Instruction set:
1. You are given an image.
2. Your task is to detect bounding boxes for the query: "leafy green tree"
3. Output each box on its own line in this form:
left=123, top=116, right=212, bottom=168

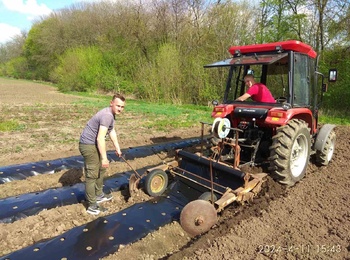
left=1, top=57, right=29, bottom=78
left=257, top=0, right=310, bottom=42
left=23, top=18, right=63, bottom=80
left=52, top=44, right=136, bottom=94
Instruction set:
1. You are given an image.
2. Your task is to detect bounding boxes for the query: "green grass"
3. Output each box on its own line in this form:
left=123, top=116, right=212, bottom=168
left=126, top=101, right=212, bottom=129
left=71, top=92, right=213, bottom=130
left=0, top=120, right=26, bottom=131
left=319, top=109, right=350, bottom=125
left=319, top=116, right=350, bottom=125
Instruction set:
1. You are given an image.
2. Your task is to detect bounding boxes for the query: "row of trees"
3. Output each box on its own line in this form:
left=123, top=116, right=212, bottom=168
left=0, top=0, right=349, bottom=109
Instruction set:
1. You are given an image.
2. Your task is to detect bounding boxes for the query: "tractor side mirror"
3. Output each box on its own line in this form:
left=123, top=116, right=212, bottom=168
left=328, top=69, right=337, bottom=82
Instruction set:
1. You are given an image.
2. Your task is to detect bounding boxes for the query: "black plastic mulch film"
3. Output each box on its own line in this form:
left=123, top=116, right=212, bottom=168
left=0, top=138, right=201, bottom=184
left=2, top=184, right=189, bottom=260
left=0, top=139, right=201, bottom=224
left=0, top=139, right=200, bottom=260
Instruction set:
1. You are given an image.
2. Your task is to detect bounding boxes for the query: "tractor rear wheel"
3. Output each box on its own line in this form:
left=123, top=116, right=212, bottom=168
left=269, top=119, right=311, bottom=186
left=315, top=129, right=336, bottom=166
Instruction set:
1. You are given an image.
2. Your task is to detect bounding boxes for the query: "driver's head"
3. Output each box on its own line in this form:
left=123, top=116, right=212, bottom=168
left=244, top=74, right=255, bottom=88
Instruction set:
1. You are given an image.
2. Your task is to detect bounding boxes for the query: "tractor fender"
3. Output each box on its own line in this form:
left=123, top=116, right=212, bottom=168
left=314, top=124, right=336, bottom=151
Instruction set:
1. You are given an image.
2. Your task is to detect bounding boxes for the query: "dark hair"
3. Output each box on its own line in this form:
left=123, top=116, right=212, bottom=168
left=112, top=93, right=125, bottom=102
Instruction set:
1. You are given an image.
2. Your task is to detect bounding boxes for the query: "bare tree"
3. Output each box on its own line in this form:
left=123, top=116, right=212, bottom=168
left=0, top=31, right=27, bottom=63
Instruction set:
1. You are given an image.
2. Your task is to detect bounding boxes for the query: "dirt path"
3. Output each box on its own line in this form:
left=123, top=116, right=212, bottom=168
left=0, top=78, right=349, bottom=259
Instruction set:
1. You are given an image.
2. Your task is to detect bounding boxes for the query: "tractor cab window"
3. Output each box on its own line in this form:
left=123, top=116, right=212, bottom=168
left=233, top=57, right=289, bottom=102
left=230, top=53, right=289, bottom=102
left=239, top=64, right=264, bottom=98
left=293, top=53, right=310, bottom=107
left=265, top=56, right=289, bottom=101
left=204, top=52, right=290, bottom=103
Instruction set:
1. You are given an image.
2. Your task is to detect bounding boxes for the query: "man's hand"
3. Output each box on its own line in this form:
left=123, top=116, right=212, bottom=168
left=115, top=149, right=122, bottom=157
left=101, top=158, right=109, bottom=168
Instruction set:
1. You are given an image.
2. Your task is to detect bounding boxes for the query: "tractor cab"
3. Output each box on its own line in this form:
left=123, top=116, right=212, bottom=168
left=203, top=40, right=337, bottom=186
left=206, top=40, right=333, bottom=135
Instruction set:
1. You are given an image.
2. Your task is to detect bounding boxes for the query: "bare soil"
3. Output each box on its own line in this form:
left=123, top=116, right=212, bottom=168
left=0, top=78, right=349, bottom=260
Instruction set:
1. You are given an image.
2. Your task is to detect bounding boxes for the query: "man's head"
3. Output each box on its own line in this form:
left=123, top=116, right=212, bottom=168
left=244, top=75, right=255, bottom=88
left=110, top=94, right=125, bottom=115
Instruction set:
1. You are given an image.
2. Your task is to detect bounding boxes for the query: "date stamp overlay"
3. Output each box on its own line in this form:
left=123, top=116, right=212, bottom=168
left=257, top=244, right=342, bottom=255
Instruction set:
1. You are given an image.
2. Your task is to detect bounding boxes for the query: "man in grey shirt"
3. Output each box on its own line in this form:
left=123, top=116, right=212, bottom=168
left=79, top=94, right=125, bottom=215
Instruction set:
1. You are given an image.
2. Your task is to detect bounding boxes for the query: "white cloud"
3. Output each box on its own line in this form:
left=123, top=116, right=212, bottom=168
left=0, top=23, right=21, bottom=44
left=2, top=0, right=52, bottom=16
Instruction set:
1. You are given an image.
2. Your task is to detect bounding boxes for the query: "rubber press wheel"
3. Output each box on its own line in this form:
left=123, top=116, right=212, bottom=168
left=180, top=200, right=217, bottom=237
left=144, top=169, right=168, bottom=197
left=198, top=192, right=218, bottom=203
left=316, top=129, right=336, bottom=166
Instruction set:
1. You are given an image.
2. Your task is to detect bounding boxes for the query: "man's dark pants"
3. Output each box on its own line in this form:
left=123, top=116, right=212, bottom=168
left=79, top=143, right=106, bottom=206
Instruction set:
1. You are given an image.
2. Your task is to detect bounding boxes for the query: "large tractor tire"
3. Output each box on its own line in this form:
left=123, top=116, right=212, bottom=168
left=268, top=119, right=311, bottom=186
left=315, top=129, right=336, bottom=166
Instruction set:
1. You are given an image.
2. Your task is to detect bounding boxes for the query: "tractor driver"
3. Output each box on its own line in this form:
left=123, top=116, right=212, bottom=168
left=236, top=74, right=276, bottom=103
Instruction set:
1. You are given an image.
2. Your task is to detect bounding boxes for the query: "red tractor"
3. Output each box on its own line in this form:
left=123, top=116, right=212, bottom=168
left=129, top=40, right=337, bottom=236
left=206, top=40, right=337, bottom=186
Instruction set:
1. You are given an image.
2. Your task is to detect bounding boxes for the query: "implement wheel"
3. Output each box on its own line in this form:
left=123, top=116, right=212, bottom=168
left=315, top=129, right=336, bottom=166
left=269, top=119, right=311, bottom=186
left=180, top=200, right=217, bottom=237
left=144, top=169, right=168, bottom=197
left=199, top=192, right=217, bottom=203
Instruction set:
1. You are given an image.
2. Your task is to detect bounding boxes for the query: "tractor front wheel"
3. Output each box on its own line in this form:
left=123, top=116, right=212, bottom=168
left=269, top=119, right=311, bottom=186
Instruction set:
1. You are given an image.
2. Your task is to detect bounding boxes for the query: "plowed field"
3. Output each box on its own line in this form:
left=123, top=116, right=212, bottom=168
left=0, top=78, right=349, bottom=260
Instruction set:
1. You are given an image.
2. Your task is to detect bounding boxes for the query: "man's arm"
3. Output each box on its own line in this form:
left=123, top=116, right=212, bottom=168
left=236, top=93, right=251, bottom=101
left=97, top=125, right=109, bottom=167
left=109, top=128, right=122, bottom=156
